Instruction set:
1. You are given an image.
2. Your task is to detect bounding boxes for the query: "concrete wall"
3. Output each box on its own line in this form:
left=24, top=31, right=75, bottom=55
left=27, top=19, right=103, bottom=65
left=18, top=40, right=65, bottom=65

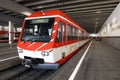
left=97, top=3, right=120, bottom=50
left=98, top=3, right=120, bottom=37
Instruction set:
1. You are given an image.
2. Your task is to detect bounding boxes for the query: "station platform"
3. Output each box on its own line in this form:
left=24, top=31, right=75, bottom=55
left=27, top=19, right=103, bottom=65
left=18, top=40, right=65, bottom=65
left=49, top=41, right=120, bottom=80
left=0, top=42, right=17, bottom=47
left=0, top=43, right=20, bottom=71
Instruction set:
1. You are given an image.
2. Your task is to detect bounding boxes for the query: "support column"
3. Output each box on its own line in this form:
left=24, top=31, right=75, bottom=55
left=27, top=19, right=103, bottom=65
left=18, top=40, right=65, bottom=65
left=8, top=21, right=13, bottom=48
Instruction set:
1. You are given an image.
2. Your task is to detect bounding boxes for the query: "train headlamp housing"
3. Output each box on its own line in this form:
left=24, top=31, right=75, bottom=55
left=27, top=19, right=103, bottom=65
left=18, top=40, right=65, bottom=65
left=18, top=49, right=23, bottom=53
left=41, top=51, right=49, bottom=56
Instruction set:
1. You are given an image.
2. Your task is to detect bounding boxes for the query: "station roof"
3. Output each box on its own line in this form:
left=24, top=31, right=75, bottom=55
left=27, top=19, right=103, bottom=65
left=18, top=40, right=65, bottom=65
left=0, top=0, right=119, bottom=33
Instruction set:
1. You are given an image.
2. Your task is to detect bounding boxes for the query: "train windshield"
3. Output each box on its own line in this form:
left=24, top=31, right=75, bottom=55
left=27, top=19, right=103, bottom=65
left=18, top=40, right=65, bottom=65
left=21, top=18, right=55, bottom=42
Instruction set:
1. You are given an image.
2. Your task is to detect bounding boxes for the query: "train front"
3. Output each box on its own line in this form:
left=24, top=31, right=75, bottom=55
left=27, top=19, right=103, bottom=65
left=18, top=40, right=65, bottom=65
left=17, top=17, right=58, bottom=69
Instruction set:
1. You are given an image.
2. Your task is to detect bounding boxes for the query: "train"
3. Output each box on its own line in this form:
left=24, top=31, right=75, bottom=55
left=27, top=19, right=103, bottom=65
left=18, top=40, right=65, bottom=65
left=0, top=31, right=8, bottom=40
left=17, top=10, right=89, bottom=69
left=0, top=31, right=20, bottom=42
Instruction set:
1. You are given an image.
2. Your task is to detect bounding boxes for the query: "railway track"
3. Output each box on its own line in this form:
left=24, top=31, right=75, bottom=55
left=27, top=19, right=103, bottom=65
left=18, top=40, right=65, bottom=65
left=9, top=69, right=46, bottom=80
left=0, top=65, right=27, bottom=80
left=0, top=65, right=57, bottom=80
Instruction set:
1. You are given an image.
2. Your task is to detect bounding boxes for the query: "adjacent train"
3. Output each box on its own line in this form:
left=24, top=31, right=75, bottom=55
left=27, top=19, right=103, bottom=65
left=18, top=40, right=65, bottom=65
left=17, top=10, right=89, bottom=69
left=0, top=31, right=8, bottom=40
left=0, top=31, right=20, bottom=42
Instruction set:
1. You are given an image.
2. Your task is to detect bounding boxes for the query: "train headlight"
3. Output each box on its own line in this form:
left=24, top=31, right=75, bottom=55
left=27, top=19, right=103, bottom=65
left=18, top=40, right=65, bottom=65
left=41, top=51, right=49, bottom=56
left=18, top=49, right=23, bottom=53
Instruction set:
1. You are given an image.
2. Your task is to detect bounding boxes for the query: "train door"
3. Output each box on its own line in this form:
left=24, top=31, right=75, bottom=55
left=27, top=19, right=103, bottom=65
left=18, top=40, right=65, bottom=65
left=61, top=22, right=66, bottom=58
left=56, top=21, right=66, bottom=59
left=62, top=23, right=66, bottom=45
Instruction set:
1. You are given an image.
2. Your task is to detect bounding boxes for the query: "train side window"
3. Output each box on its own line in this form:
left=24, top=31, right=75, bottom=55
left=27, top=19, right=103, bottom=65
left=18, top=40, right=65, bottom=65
left=76, top=29, right=79, bottom=40
left=73, top=28, right=77, bottom=40
left=62, top=23, right=66, bottom=41
left=81, top=32, right=84, bottom=40
left=68, top=25, right=78, bottom=40
left=56, top=21, right=62, bottom=42
left=67, top=25, right=73, bottom=40
left=83, top=32, right=87, bottom=40
left=78, top=30, right=82, bottom=40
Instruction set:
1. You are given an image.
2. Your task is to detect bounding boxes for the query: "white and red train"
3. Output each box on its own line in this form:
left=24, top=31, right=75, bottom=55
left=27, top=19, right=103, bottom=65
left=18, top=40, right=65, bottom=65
left=17, top=10, right=89, bottom=69
left=0, top=31, right=20, bottom=42
left=0, top=31, right=8, bottom=40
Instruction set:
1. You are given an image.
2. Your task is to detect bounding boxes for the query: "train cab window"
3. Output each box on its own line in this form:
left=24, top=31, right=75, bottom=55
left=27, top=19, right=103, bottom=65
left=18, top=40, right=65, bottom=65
left=21, top=18, right=55, bottom=42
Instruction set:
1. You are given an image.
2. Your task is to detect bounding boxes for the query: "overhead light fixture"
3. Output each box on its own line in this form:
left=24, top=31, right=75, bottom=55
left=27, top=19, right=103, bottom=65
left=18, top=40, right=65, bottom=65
left=94, top=23, right=98, bottom=27
left=95, top=11, right=101, bottom=13
left=95, top=22, right=99, bottom=24
left=95, top=24, right=98, bottom=26
left=95, top=18, right=99, bottom=20
left=37, top=6, right=42, bottom=8
left=22, top=11, right=32, bottom=16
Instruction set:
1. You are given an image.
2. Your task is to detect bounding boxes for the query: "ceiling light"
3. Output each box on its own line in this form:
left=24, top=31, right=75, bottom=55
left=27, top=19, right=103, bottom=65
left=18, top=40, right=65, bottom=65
left=95, top=18, right=99, bottom=20
left=95, top=11, right=101, bottom=13
left=22, top=11, right=32, bottom=16
left=37, top=6, right=42, bottom=8
left=95, top=22, right=99, bottom=24
left=95, top=24, right=98, bottom=26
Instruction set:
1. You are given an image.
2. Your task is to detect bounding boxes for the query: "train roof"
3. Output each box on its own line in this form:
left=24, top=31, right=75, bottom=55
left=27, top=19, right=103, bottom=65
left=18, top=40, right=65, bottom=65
left=26, top=10, right=87, bottom=33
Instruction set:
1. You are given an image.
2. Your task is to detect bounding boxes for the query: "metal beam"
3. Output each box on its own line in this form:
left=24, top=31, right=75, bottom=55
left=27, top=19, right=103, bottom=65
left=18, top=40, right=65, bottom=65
left=0, top=13, right=23, bottom=26
left=64, top=4, right=117, bottom=12
left=65, top=8, right=114, bottom=13
left=31, top=0, right=119, bottom=10
left=0, top=0, right=34, bottom=16
left=25, top=0, right=90, bottom=7
left=64, top=1, right=119, bottom=9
